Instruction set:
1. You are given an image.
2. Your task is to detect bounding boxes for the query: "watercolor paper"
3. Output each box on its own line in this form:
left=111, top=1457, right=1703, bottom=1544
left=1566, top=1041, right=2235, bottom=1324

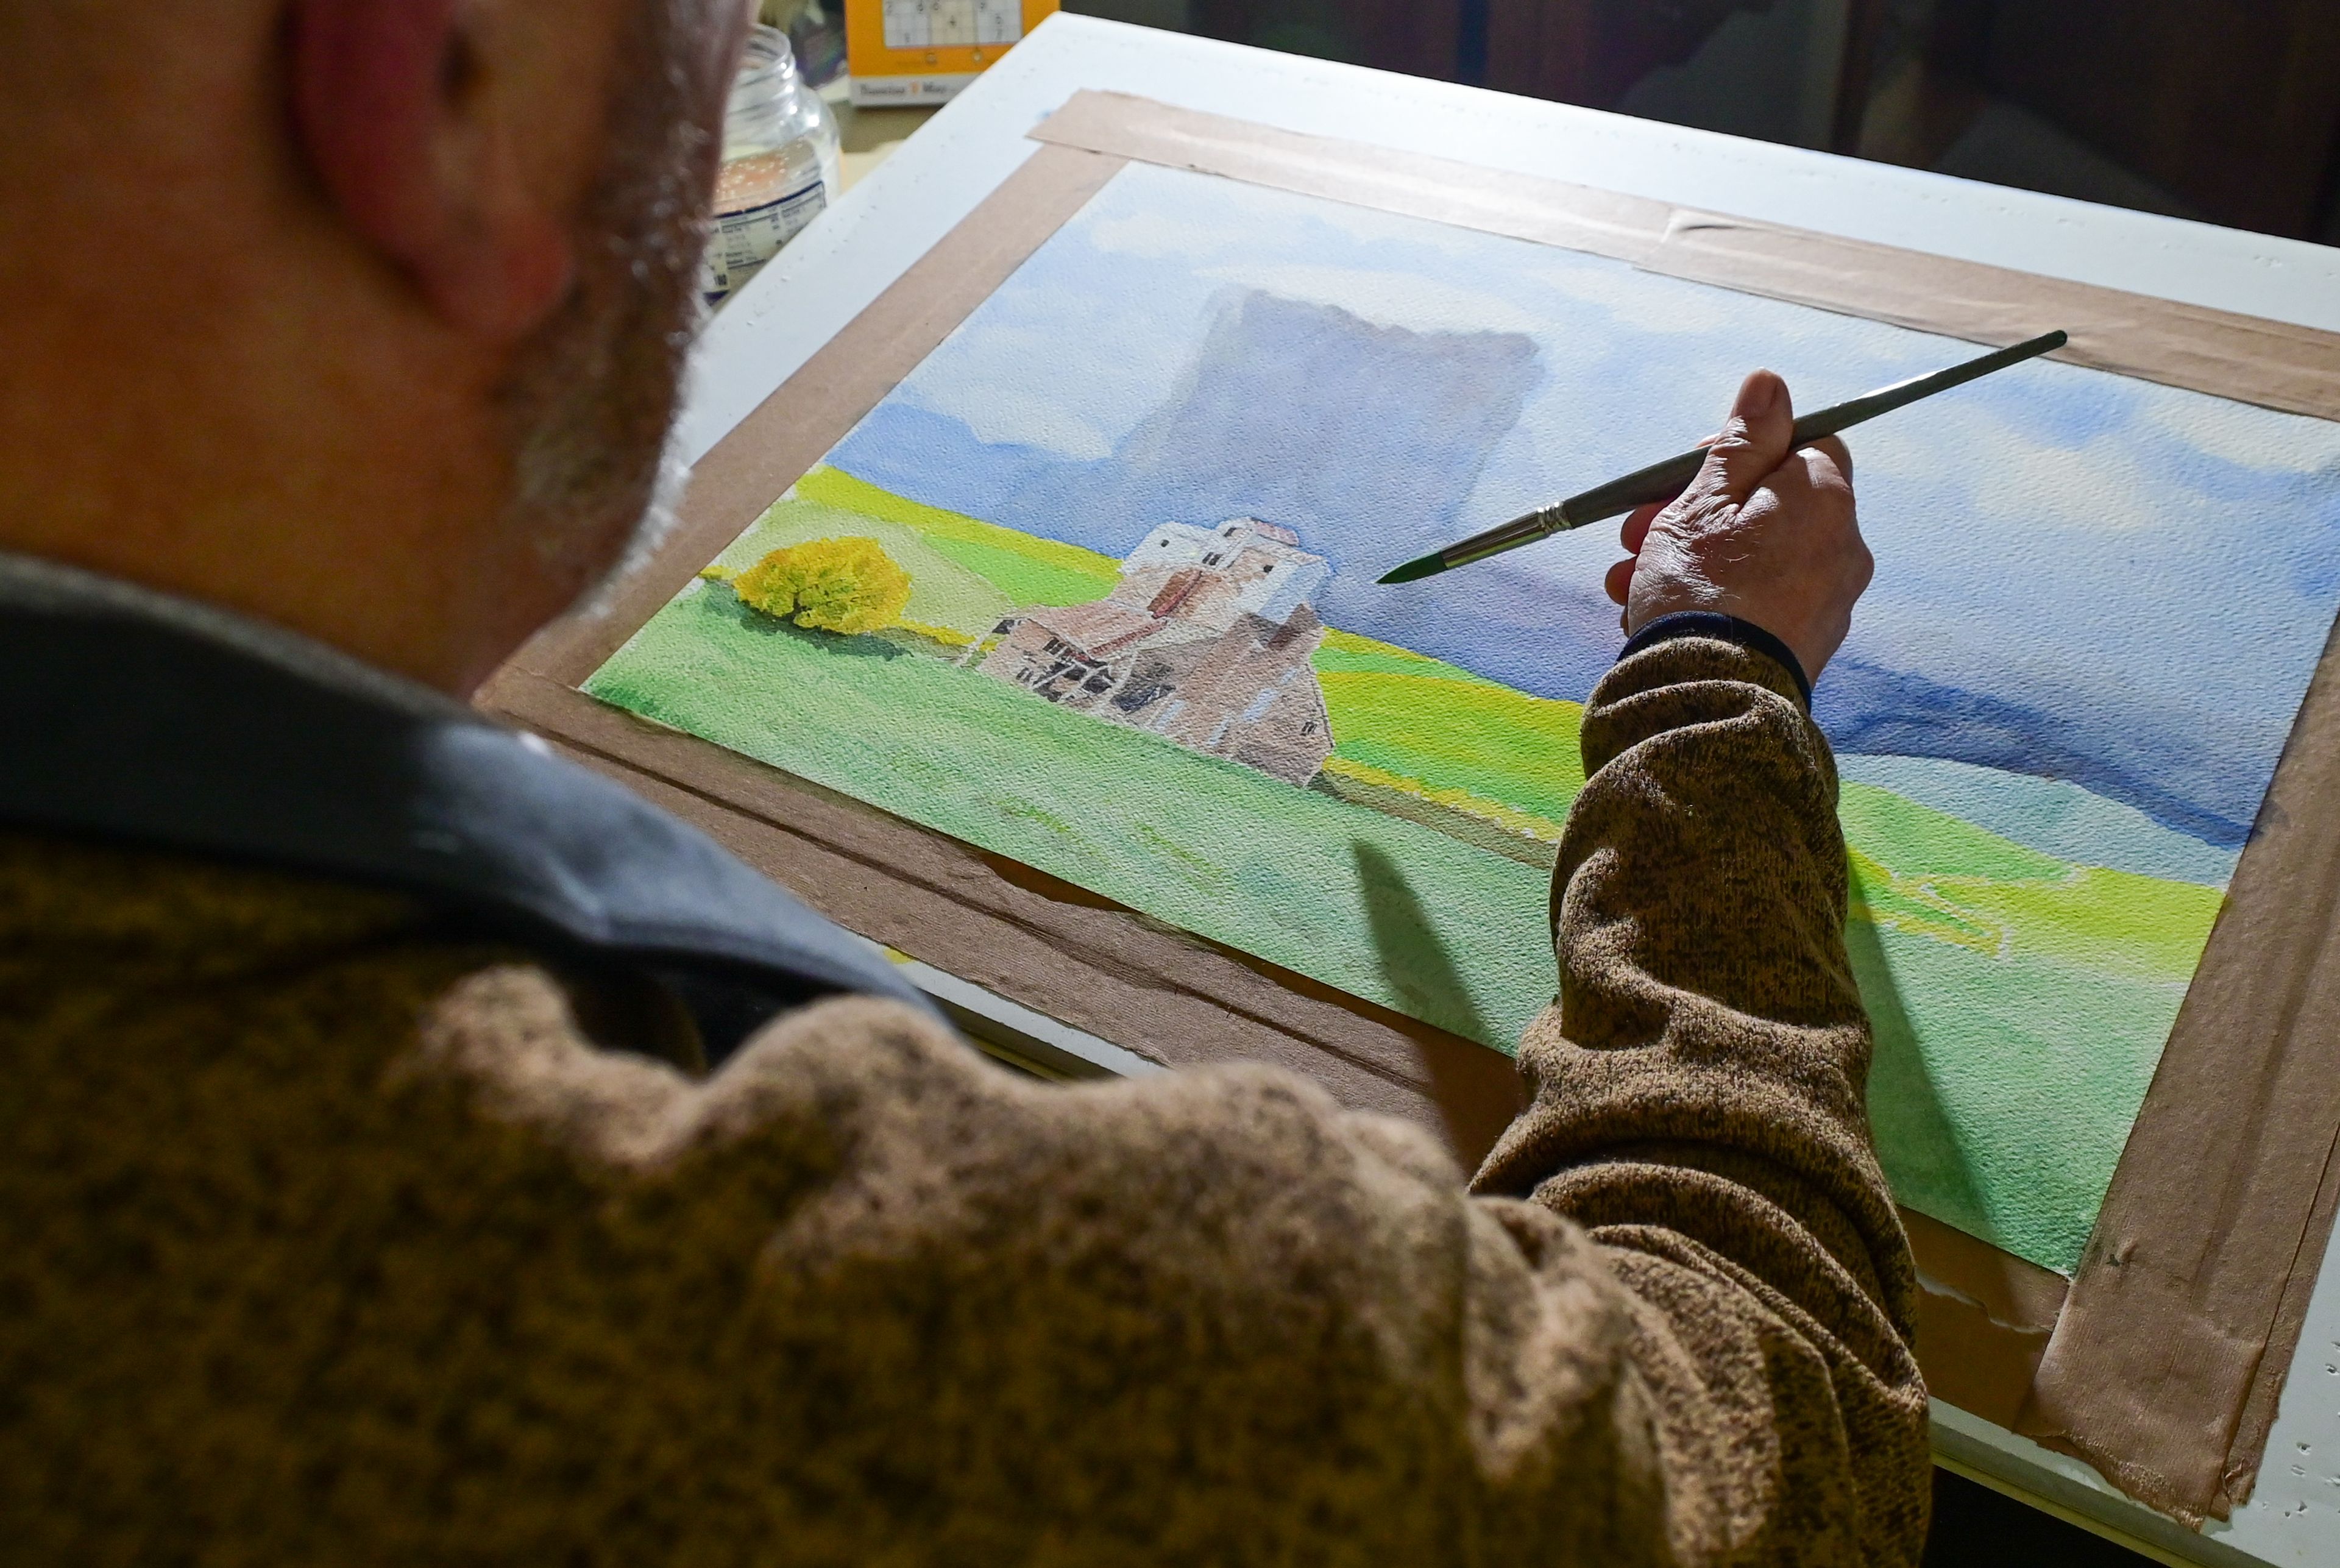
left=589, top=161, right=2340, bottom=1275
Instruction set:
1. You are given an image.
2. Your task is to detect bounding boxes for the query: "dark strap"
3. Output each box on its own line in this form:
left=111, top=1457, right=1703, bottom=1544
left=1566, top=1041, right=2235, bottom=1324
left=0, top=574, right=938, bottom=1043
left=1618, top=610, right=1814, bottom=708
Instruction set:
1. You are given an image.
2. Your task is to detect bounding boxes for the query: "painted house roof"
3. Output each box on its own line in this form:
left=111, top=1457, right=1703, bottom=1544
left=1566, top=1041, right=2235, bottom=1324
left=1021, top=600, right=1162, bottom=659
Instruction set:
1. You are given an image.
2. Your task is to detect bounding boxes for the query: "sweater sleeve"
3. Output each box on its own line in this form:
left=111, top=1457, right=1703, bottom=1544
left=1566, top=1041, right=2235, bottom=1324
left=1475, top=632, right=1930, bottom=1564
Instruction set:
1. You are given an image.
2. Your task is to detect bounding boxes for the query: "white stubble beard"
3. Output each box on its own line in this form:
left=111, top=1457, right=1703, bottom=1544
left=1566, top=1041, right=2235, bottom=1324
left=495, top=0, right=729, bottom=631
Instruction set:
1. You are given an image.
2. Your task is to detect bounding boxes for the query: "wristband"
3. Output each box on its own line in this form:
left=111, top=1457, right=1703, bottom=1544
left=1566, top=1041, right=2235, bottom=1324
left=1617, top=611, right=1814, bottom=708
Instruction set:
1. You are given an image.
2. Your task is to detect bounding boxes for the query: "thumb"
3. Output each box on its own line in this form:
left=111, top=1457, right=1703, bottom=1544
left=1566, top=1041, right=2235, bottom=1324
left=1690, top=369, right=1793, bottom=507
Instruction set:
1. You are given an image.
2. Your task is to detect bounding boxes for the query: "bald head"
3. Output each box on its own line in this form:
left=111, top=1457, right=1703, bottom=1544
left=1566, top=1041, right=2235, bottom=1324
left=0, top=0, right=746, bottom=692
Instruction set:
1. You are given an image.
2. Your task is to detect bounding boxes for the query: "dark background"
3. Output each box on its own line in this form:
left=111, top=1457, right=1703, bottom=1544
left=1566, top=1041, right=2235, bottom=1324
left=1069, top=0, right=2340, bottom=244
left=1927, top=1469, right=2165, bottom=1567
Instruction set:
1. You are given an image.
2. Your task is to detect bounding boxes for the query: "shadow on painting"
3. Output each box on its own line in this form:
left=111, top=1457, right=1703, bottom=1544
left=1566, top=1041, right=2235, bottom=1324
left=1845, top=909, right=1990, bottom=1238
left=1352, top=839, right=1538, bottom=1164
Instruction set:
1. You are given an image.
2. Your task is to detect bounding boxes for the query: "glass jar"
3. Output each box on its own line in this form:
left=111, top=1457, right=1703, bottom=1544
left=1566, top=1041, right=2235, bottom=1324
left=701, top=26, right=843, bottom=310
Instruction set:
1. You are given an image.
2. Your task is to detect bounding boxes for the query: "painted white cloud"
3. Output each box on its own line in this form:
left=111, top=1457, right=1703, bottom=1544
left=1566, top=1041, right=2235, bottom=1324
left=1195, top=262, right=1550, bottom=337
left=1521, top=255, right=1740, bottom=335
left=2138, top=382, right=2340, bottom=474
left=1084, top=206, right=1238, bottom=263
left=1857, top=402, right=2180, bottom=537
left=1258, top=186, right=1498, bottom=258
left=893, top=269, right=1206, bottom=459
left=942, top=384, right=1118, bottom=460
left=898, top=327, right=1149, bottom=459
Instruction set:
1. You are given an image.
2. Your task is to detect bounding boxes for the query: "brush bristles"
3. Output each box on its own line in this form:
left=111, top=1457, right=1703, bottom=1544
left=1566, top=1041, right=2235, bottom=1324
left=1377, top=555, right=1444, bottom=584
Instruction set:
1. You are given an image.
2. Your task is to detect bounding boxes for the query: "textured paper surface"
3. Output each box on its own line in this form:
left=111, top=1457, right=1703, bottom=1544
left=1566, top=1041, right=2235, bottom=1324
left=584, top=157, right=2340, bottom=1280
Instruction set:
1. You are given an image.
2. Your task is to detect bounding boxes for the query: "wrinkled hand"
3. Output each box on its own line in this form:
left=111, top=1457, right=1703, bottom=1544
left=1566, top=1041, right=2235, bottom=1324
left=1604, top=369, right=1872, bottom=685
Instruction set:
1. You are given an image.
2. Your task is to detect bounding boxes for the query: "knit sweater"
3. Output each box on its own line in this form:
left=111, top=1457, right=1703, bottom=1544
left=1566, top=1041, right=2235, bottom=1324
left=0, top=634, right=1927, bottom=1565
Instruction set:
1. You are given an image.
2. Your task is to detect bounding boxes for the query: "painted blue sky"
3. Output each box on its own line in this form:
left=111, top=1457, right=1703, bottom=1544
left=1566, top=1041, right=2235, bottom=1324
left=827, top=161, right=2340, bottom=856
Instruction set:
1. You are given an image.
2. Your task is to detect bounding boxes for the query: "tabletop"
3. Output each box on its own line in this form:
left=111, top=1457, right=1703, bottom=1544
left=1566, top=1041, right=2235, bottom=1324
left=688, top=17, right=2340, bottom=1564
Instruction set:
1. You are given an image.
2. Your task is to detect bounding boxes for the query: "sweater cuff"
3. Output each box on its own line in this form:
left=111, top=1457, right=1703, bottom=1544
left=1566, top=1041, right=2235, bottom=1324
left=1618, top=612, right=1813, bottom=708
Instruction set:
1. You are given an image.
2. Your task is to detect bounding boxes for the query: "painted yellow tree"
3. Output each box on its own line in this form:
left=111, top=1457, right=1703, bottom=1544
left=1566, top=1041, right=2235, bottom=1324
left=728, top=536, right=912, bottom=635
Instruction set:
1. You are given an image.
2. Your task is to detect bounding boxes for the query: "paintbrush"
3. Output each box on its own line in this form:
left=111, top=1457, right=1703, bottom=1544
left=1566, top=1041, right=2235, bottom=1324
left=1377, top=329, right=2069, bottom=585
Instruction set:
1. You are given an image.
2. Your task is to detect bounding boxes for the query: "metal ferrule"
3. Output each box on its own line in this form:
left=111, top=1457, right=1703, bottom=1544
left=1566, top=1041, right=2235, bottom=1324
left=1439, top=509, right=1563, bottom=570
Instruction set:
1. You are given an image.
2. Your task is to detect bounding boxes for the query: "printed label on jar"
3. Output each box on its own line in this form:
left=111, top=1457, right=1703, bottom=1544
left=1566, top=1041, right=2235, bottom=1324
left=700, top=176, right=828, bottom=307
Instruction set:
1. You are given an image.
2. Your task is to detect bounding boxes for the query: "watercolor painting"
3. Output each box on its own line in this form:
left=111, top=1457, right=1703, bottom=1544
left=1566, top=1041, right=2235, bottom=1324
left=589, top=161, right=2340, bottom=1275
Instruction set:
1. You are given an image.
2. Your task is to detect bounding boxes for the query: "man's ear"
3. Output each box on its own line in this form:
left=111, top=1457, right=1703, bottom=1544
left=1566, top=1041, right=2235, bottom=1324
left=289, top=0, right=576, bottom=341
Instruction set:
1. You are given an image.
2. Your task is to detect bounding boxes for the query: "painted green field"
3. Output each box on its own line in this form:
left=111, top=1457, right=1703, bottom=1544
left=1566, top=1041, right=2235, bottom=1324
left=1316, top=629, right=1584, bottom=839
left=592, top=583, right=1556, bottom=1047
left=1842, top=787, right=2218, bottom=1269
left=594, top=469, right=2232, bottom=1273
left=792, top=466, right=1121, bottom=609
left=743, top=472, right=1587, bottom=830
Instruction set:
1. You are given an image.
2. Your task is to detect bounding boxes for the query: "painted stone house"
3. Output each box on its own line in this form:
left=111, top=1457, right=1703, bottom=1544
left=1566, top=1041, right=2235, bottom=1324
left=977, top=519, right=1336, bottom=786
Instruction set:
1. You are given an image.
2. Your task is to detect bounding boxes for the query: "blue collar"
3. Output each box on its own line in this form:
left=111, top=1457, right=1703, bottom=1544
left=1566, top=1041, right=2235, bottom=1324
left=0, top=555, right=938, bottom=1049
